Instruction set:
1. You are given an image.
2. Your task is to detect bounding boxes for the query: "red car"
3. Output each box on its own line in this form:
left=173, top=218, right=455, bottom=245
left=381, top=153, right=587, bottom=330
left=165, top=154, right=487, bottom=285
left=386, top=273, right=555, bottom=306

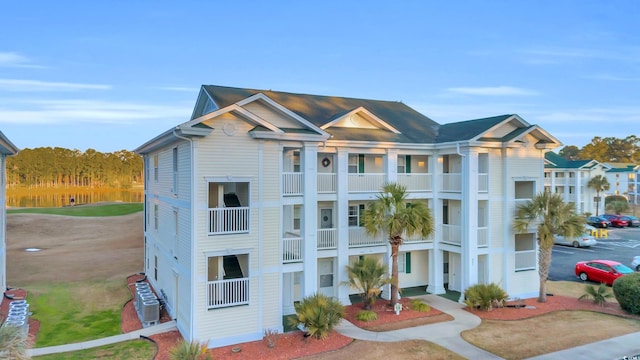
left=600, top=214, right=629, bottom=228
left=575, top=260, right=634, bottom=285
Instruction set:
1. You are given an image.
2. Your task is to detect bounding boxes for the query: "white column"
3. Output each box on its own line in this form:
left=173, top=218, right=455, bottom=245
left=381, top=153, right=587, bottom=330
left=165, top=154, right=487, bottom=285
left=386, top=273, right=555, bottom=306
left=460, top=148, right=479, bottom=302
left=575, top=171, right=582, bottom=213
left=386, top=149, right=398, bottom=183
left=427, top=154, right=445, bottom=294
left=302, top=143, right=318, bottom=296
left=335, top=148, right=351, bottom=304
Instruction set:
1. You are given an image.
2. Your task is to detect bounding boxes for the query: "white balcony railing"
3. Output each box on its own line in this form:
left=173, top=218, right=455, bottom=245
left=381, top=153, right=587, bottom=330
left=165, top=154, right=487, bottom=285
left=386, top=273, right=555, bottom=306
left=404, top=230, right=433, bottom=243
left=441, top=224, right=462, bottom=245
left=348, top=227, right=386, bottom=247
left=397, top=173, right=432, bottom=192
left=478, top=173, right=488, bottom=192
left=283, top=236, right=303, bottom=263
left=441, top=173, right=462, bottom=192
left=317, top=173, right=337, bottom=193
left=515, top=250, right=536, bottom=271
left=208, top=207, right=250, bottom=235
left=207, top=278, right=249, bottom=309
left=282, top=172, right=303, bottom=196
left=317, top=228, right=337, bottom=250
left=477, top=227, right=488, bottom=247
left=348, top=173, right=386, bottom=193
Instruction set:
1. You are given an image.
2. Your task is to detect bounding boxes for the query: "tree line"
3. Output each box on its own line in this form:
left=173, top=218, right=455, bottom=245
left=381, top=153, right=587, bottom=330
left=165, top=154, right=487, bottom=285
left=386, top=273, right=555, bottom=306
left=558, top=135, right=640, bottom=163
left=6, top=147, right=143, bottom=189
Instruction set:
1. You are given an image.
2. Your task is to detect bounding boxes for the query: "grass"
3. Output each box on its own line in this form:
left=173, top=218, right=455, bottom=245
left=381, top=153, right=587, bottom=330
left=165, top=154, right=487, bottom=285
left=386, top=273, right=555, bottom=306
left=301, top=339, right=465, bottom=360
left=28, top=280, right=131, bottom=347
left=33, top=340, right=155, bottom=359
left=7, top=203, right=143, bottom=216
left=461, top=311, right=640, bottom=359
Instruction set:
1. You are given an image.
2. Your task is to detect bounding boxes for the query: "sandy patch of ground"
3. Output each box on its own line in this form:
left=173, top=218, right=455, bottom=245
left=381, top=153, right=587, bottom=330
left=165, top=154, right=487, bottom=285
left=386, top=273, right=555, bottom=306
left=6, top=212, right=143, bottom=285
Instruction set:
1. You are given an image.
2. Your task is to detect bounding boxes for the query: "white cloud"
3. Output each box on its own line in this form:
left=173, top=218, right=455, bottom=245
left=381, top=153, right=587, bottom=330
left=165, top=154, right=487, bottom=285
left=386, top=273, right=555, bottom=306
left=0, top=79, right=111, bottom=92
left=446, top=86, right=538, bottom=96
left=0, top=52, right=44, bottom=68
left=0, top=98, right=192, bottom=125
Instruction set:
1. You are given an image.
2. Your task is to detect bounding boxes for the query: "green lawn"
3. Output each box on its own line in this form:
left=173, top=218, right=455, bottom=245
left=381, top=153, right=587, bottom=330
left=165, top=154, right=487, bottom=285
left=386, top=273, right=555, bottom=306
left=28, top=280, right=131, bottom=347
left=7, top=203, right=142, bottom=216
left=33, top=340, right=155, bottom=359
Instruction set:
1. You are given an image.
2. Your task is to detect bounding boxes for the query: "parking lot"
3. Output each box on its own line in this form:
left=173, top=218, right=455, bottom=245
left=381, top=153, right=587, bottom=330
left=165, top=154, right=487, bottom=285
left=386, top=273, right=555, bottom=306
left=549, top=225, right=640, bottom=283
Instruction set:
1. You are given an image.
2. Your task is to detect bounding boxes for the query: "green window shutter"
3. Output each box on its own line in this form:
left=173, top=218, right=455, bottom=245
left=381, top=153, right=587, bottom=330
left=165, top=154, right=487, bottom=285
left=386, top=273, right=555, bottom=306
left=405, top=252, right=411, bottom=274
left=406, top=155, right=411, bottom=174
left=359, top=204, right=365, bottom=227
left=358, top=154, right=365, bottom=173
left=359, top=255, right=364, bottom=261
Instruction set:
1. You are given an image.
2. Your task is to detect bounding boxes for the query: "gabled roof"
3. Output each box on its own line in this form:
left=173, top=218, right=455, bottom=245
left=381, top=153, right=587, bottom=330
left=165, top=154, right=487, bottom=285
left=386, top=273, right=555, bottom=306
left=605, top=163, right=639, bottom=173
left=0, top=131, right=18, bottom=155
left=544, top=152, right=601, bottom=169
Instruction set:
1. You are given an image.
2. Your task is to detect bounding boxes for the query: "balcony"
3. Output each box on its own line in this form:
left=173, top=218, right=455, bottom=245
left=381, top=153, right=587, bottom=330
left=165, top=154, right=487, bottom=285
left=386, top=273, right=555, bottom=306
left=478, top=173, right=488, bottom=192
left=403, top=231, right=433, bottom=243
left=283, top=235, right=303, bottom=263
left=348, top=227, right=386, bottom=247
left=441, top=224, right=462, bottom=245
left=317, top=228, right=337, bottom=250
left=397, top=173, right=432, bottom=192
left=282, top=172, right=303, bottom=196
left=349, top=173, right=386, bottom=193
left=317, top=173, right=337, bottom=193
left=206, top=278, right=249, bottom=309
left=441, top=173, right=462, bottom=192
left=208, top=207, right=250, bottom=235
left=477, top=227, right=488, bottom=247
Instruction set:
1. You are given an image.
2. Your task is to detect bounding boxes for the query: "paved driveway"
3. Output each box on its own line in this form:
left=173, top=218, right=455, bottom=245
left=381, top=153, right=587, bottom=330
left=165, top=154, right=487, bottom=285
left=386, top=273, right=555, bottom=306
left=549, top=226, right=640, bottom=283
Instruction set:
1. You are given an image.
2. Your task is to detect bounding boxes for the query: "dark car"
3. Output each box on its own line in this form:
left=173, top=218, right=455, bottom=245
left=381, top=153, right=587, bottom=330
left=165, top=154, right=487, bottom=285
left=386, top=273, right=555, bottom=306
left=586, top=216, right=610, bottom=228
left=619, top=215, right=640, bottom=227
left=575, top=260, right=634, bottom=285
left=600, top=214, right=629, bottom=228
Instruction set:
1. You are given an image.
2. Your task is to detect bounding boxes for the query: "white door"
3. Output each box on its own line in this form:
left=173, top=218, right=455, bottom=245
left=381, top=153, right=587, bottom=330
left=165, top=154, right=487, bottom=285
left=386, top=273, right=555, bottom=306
left=318, top=259, right=334, bottom=297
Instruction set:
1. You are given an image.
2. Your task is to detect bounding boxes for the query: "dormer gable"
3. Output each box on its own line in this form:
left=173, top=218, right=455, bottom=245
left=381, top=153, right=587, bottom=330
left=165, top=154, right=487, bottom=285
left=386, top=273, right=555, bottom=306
left=191, top=88, right=219, bottom=119
left=321, top=107, right=401, bottom=134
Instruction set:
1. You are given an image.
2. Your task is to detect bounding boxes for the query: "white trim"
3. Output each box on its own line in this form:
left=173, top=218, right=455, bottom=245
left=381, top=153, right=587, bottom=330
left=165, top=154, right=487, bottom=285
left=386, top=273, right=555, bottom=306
left=321, top=106, right=401, bottom=134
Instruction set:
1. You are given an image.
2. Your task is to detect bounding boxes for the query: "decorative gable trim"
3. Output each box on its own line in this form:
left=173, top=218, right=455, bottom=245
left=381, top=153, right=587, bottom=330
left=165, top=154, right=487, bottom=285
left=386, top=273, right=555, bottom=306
left=186, top=104, right=285, bottom=134
left=321, top=106, right=401, bottom=134
left=236, top=93, right=329, bottom=137
left=191, top=88, right=219, bottom=120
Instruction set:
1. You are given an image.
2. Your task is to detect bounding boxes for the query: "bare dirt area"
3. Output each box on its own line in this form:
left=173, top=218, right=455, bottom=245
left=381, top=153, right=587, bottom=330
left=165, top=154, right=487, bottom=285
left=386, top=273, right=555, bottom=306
left=6, top=212, right=144, bottom=285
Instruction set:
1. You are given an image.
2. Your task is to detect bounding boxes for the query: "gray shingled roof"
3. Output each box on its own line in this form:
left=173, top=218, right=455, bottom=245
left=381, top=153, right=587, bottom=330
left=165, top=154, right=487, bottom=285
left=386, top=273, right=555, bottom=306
left=202, top=85, right=526, bottom=144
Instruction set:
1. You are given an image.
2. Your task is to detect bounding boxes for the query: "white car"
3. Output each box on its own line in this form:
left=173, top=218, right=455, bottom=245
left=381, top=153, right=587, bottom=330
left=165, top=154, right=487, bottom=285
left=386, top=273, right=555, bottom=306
left=632, top=256, right=640, bottom=271
left=554, top=225, right=597, bottom=248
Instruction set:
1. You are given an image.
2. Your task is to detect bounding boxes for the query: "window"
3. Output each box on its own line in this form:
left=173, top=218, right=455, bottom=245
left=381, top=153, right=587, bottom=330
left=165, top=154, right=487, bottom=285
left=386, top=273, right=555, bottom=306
left=397, top=155, right=412, bottom=174
left=154, top=204, right=159, bottom=230
left=172, top=147, right=178, bottom=194
left=514, top=234, right=536, bottom=271
left=398, top=252, right=411, bottom=273
left=173, top=209, right=179, bottom=258
left=206, top=253, right=250, bottom=309
left=348, top=154, right=365, bottom=173
left=293, top=151, right=301, bottom=172
left=153, top=154, right=159, bottom=182
left=348, top=204, right=365, bottom=227
left=154, top=255, right=158, bottom=281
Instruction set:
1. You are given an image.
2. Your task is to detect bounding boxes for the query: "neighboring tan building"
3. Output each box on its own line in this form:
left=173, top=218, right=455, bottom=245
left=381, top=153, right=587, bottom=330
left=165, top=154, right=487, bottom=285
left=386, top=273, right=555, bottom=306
left=603, top=163, right=639, bottom=198
left=135, top=85, right=561, bottom=348
left=544, top=152, right=609, bottom=215
left=0, top=132, right=18, bottom=297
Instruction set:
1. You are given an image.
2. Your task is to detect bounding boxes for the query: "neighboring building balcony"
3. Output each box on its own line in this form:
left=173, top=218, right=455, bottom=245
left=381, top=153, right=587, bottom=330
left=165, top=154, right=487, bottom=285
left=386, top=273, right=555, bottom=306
left=349, top=173, right=386, bottom=193
left=317, top=228, right=337, bottom=250
left=397, top=173, right=432, bottom=192
left=283, top=234, right=303, bottom=263
left=208, top=207, right=250, bottom=235
left=206, top=278, right=249, bottom=309
left=440, top=224, right=488, bottom=246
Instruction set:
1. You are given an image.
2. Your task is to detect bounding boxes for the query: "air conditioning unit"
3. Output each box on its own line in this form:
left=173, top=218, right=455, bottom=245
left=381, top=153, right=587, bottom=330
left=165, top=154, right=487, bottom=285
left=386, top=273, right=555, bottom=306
left=136, top=289, right=153, bottom=311
left=142, top=299, right=160, bottom=324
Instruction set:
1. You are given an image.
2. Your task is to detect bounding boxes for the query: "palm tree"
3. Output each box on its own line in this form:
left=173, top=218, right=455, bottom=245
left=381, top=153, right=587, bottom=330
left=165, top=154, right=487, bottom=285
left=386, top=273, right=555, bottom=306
left=363, top=183, right=434, bottom=306
left=587, top=175, right=610, bottom=216
left=514, top=192, right=584, bottom=303
left=344, top=257, right=390, bottom=310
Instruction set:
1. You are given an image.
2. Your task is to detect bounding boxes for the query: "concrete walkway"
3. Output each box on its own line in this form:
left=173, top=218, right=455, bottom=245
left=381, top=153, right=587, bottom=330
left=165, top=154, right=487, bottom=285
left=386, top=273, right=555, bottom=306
left=336, top=294, right=503, bottom=359
left=27, top=320, right=177, bottom=357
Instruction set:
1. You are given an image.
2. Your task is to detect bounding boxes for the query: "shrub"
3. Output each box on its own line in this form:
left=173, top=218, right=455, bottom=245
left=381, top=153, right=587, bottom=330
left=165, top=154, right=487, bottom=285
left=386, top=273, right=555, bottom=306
left=343, top=257, right=390, bottom=310
left=579, top=283, right=613, bottom=306
left=288, top=293, right=345, bottom=339
left=0, top=325, right=32, bottom=360
left=410, top=299, right=431, bottom=312
left=612, top=272, right=640, bottom=315
left=168, top=339, right=211, bottom=360
left=463, top=283, right=509, bottom=311
left=355, top=310, right=378, bottom=322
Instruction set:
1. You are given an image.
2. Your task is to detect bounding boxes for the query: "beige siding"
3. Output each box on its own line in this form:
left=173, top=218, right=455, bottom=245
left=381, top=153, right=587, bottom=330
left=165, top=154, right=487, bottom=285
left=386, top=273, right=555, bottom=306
left=399, top=250, right=429, bottom=288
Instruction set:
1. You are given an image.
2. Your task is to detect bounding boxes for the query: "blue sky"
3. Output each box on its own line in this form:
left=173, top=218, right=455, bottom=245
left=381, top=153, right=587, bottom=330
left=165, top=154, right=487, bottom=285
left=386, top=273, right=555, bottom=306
left=1, top=1, right=638, bottom=153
